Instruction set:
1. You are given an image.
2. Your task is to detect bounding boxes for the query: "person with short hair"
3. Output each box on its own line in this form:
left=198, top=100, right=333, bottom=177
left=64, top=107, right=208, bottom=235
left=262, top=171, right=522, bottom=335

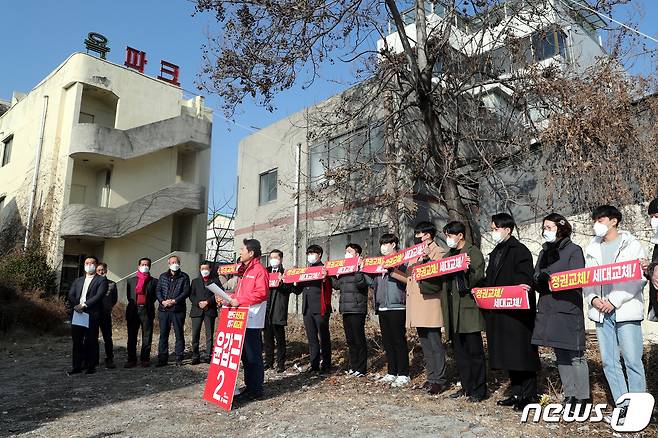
left=408, top=221, right=448, bottom=395
left=226, top=239, right=269, bottom=401
left=331, top=243, right=369, bottom=377
left=189, top=262, right=218, bottom=365
left=156, top=255, right=191, bottom=367
left=438, top=221, right=487, bottom=402
left=295, top=244, right=333, bottom=373
left=125, top=257, right=158, bottom=368
left=584, top=205, right=647, bottom=419
left=485, top=213, right=539, bottom=411
left=643, top=199, right=658, bottom=322
left=531, top=213, right=590, bottom=410
left=365, top=233, right=410, bottom=387
left=67, top=256, right=108, bottom=375
left=96, top=262, right=117, bottom=369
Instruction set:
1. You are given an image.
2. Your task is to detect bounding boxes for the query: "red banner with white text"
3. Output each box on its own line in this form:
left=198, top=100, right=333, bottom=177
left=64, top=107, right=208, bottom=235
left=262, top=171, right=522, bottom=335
left=268, top=272, right=281, bottom=288
left=283, top=266, right=326, bottom=284
left=360, top=256, right=387, bottom=274
left=382, top=242, right=428, bottom=269
left=325, top=256, right=359, bottom=276
left=218, top=264, right=240, bottom=276
left=471, top=285, right=530, bottom=310
left=413, top=253, right=469, bottom=281
left=203, top=306, right=249, bottom=411
left=549, top=259, right=642, bottom=292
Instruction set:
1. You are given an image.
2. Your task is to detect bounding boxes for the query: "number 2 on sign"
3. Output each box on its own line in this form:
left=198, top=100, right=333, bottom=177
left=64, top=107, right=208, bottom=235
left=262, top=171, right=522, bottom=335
left=212, top=369, right=227, bottom=402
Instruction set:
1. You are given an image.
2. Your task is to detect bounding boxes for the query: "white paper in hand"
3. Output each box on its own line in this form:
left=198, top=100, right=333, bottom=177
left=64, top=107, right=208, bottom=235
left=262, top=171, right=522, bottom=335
left=72, top=311, right=90, bottom=328
left=206, top=282, right=232, bottom=303
left=246, top=301, right=266, bottom=329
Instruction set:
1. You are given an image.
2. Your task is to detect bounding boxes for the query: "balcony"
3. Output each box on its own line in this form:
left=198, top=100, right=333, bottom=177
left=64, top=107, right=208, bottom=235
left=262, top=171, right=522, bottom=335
left=69, top=114, right=211, bottom=160
left=60, top=182, right=204, bottom=239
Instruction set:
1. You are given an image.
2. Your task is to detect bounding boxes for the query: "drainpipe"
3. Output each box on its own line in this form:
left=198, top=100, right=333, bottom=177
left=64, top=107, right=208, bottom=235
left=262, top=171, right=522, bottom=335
left=293, top=141, right=302, bottom=312
left=24, top=95, right=49, bottom=250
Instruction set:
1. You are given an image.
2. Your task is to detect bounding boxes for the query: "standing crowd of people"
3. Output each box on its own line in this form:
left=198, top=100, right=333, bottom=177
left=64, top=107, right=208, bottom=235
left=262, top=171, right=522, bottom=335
left=68, top=203, right=657, bottom=418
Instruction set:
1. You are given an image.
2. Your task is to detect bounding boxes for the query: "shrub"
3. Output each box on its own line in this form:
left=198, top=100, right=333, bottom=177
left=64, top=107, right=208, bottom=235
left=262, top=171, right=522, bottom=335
left=0, top=243, right=57, bottom=295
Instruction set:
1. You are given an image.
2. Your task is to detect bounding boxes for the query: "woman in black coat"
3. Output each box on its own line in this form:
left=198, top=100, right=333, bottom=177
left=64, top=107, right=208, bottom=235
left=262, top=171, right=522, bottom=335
left=531, top=213, right=590, bottom=405
left=484, top=213, right=539, bottom=411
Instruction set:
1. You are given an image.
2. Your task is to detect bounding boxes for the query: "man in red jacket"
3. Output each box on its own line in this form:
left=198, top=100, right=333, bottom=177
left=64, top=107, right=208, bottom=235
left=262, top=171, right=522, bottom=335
left=225, top=238, right=269, bottom=401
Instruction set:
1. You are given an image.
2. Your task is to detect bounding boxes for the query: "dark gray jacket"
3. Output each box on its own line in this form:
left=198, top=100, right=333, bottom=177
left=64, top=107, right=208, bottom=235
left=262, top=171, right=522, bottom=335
left=531, top=237, right=586, bottom=351
left=331, top=271, right=368, bottom=314
left=102, top=280, right=118, bottom=315
left=366, top=266, right=407, bottom=313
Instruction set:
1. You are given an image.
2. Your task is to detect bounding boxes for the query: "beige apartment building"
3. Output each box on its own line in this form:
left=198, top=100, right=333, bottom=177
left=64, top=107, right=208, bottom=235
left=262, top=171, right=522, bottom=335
left=0, top=52, right=212, bottom=295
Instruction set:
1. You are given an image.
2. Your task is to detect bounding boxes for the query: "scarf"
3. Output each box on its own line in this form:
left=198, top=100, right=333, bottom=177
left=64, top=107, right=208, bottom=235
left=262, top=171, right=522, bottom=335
left=202, top=275, right=210, bottom=282
left=136, top=270, right=150, bottom=305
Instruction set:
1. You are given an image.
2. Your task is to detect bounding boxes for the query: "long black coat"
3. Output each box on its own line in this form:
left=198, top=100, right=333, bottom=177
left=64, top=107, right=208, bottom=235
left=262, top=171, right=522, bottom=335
left=484, top=236, right=540, bottom=372
left=531, top=238, right=586, bottom=351
left=189, top=277, right=218, bottom=318
left=331, top=271, right=368, bottom=314
left=126, top=275, right=158, bottom=320
left=266, top=266, right=297, bottom=326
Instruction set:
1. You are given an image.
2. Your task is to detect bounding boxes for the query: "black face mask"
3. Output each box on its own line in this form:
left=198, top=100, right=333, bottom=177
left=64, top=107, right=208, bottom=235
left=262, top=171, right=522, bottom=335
left=413, top=236, right=423, bottom=245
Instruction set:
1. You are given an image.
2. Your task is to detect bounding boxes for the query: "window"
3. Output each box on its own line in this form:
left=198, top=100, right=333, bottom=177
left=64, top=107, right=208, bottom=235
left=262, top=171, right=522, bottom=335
left=532, top=27, right=569, bottom=62
left=258, top=168, right=277, bottom=204
left=1, top=136, right=12, bottom=167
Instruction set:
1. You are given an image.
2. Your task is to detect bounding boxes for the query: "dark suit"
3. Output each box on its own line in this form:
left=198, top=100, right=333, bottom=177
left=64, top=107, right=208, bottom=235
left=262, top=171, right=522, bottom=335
left=126, top=275, right=158, bottom=363
left=68, top=275, right=108, bottom=371
left=99, top=280, right=117, bottom=362
left=156, top=270, right=191, bottom=363
left=189, top=277, right=218, bottom=359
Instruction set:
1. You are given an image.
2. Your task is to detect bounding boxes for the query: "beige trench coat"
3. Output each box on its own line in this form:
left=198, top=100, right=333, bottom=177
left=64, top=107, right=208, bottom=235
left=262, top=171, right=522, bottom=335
left=406, top=241, right=446, bottom=328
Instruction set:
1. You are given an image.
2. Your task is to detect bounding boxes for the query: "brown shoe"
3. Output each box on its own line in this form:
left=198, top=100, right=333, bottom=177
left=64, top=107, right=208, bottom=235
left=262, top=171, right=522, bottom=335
left=428, top=383, right=447, bottom=395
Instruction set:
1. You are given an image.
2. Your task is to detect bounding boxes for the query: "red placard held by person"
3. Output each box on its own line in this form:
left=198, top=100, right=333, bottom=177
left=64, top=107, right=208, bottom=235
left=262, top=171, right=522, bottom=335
left=218, top=264, right=240, bottom=276
left=268, top=272, right=281, bottom=288
left=360, top=256, right=387, bottom=274
left=413, top=253, right=469, bottom=281
left=283, top=266, right=326, bottom=284
left=549, top=259, right=642, bottom=292
left=325, top=257, right=359, bottom=276
left=471, top=285, right=530, bottom=310
left=203, top=306, right=249, bottom=411
left=382, top=242, right=428, bottom=269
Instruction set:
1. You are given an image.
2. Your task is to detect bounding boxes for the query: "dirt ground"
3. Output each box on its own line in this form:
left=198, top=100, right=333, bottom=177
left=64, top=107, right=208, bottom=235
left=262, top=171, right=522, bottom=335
left=1, top=317, right=656, bottom=438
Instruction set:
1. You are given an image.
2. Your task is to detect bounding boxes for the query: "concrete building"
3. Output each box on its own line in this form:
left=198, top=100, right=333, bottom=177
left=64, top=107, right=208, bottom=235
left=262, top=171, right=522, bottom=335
left=206, top=212, right=235, bottom=264
left=0, top=53, right=212, bottom=295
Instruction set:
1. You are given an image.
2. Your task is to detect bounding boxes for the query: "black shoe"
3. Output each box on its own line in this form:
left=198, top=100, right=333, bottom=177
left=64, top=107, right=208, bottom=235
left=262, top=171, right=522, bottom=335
left=319, top=367, right=332, bottom=375
left=191, top=357, right=201, bottom=365
left=124, top=361, right=137, bottom=369
left=205, top=356, right=212, bottom=364
left=449, top=389, right=466, bottom=399
left=156, top=361, right=168, bottom=368
left=428, top=383, right=447, bottom=395
left=67, top=368, right=82, bottom=376
left=468, top=395, right=486, bottom=403
left=85, top=367, right=96, bottom=375
left=513, top=397, right=539, bottom=412
left=105, top=359, right=116, bottom=369
left=497, top=395, right=520, bottom=406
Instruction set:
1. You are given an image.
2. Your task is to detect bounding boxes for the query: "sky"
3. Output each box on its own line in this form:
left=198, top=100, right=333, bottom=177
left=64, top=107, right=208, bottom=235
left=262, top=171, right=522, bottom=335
left=1, top=1, right=657, bottom=213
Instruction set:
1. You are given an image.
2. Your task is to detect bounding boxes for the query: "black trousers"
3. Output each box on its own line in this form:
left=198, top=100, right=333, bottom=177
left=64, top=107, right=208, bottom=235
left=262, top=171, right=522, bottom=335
left=509, top=370, right=538, bottom=399
left=158, top=311, right=186, bottom=362
left=451, top=331, right=487, bottom=398
left=99, top=312, right=114, bottom=361
left=263, top=322, right=286, bottom=368
left=303, top=312, right=331, bottom=370
left=191, top=313, right=216, bottom=358
left=378, top=310, right=409, bottom=376
left=127, top=306, right=154, bottom=362
left=71, top=314, right=100, bottom=370
left=343, top=313, right=367, bottom=373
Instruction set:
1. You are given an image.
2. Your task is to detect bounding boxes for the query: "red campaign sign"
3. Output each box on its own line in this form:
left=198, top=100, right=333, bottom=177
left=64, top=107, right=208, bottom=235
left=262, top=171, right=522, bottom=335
left=413, top=253, right=469, bottom=281
left=218, top=264, right=240, bottom=276
left=283, top=266, right=326, bottom=284
left=268, top=272, right=281, bottom=288
left=549, top=259, right=642, bottom=292
left=382, top=242, right=428, bottom=269
left=325, top=257, right=359, bottom=276
left=203, top=306, right=249, bottom=411
left=471, top=285, right=530, bottom=310
left=360, top=256, right=387, bottom=274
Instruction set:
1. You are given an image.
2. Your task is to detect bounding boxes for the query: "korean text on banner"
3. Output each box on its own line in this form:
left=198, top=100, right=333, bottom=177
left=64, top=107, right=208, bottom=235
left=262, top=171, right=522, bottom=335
left=471, top=285, right=530, bottom=310
left=325, top=257, right=359, bottom=276
left=413, top=253, right=469, bottom=281
left=283, top=266, right=326, bottom=284
left=549, top=259, right=642, bottom=292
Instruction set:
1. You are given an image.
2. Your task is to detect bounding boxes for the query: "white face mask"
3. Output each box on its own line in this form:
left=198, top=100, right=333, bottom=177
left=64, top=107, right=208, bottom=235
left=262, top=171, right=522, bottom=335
left=446, top=237, right=458, bottom=249
left=651, top=217, right=658, bottom=233
left=344, top=252, right=355, bottom=259
left=593, top=222, right=609, bottom=238
left=380, top=245, right=394, bottom=256
left=491, top=231, right=504, bottom=244
left=543, top=230, right=557, bottom=243
left=169, top=263, right=180, bottom=272
left=269, top=258, right=281, bottom=268
left=84, top=264, right=96, bottom=274
left=200, top=269, right=210, bottom=277
left=307, top=254, right=318, bottom=264
left=138, top=265, right=150, bottom=274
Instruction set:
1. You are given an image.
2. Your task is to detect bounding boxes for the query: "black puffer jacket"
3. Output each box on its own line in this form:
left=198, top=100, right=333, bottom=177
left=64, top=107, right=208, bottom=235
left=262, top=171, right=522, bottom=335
left=331, top=272, right=368, bottom=314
